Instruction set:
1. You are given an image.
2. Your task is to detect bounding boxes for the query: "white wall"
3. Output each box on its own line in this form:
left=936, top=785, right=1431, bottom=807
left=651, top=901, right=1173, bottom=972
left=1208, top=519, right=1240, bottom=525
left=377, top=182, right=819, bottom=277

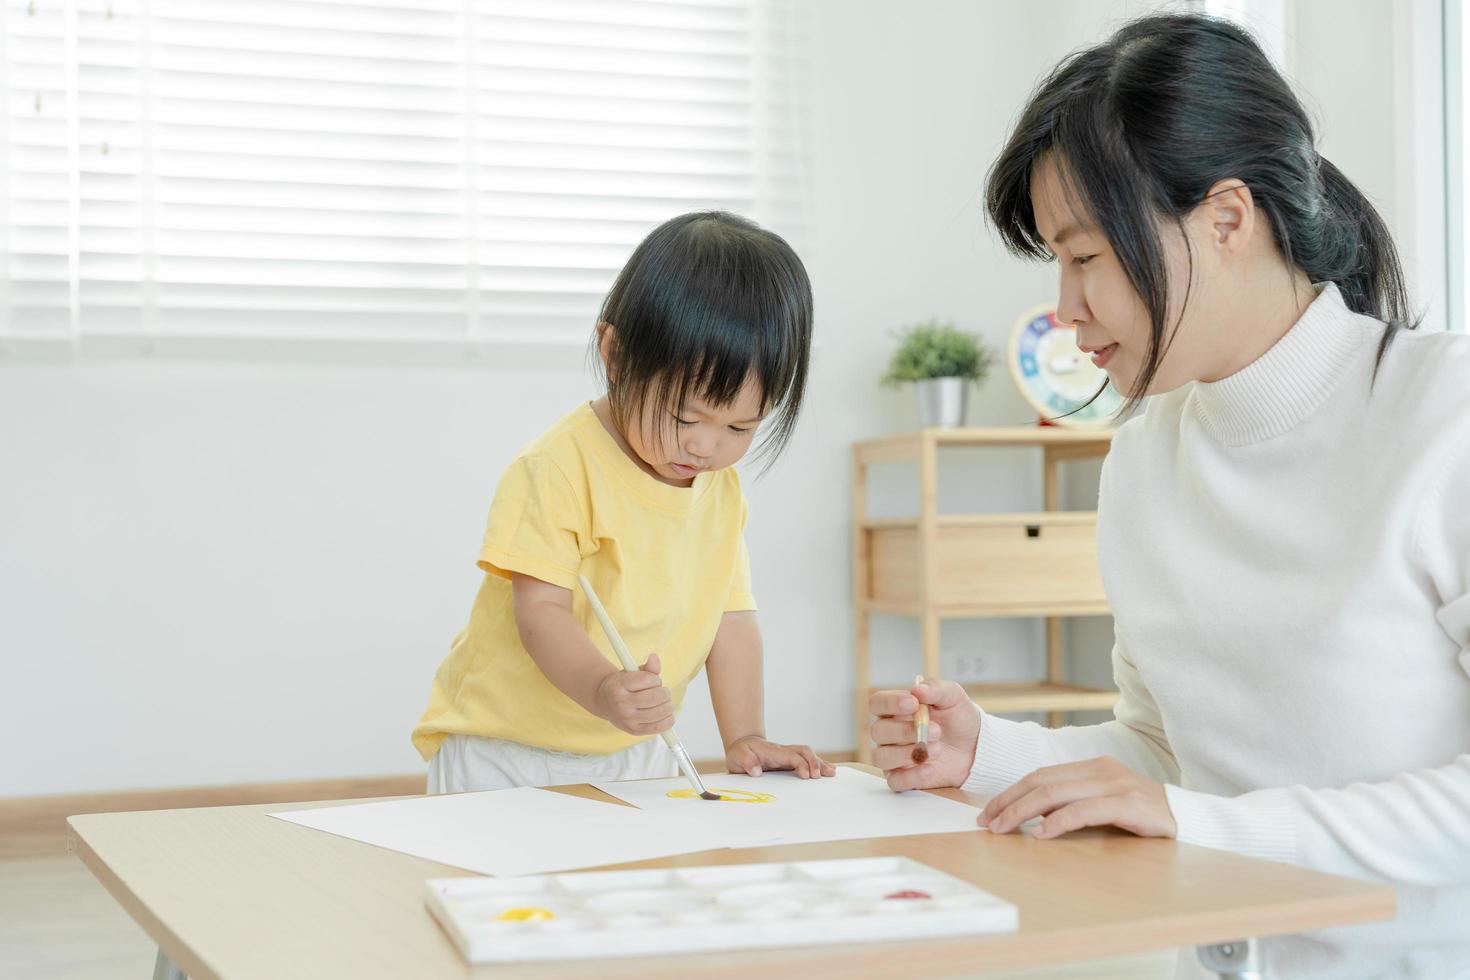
left=0, top=0, right=1427, bottom=797
left=1293, top=0, right=1444, bottom=327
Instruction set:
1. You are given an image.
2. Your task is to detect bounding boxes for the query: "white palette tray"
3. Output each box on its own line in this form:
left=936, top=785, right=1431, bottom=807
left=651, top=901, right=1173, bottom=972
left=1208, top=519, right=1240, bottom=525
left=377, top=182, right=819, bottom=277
left=425, top=856, right=1018, bottom=964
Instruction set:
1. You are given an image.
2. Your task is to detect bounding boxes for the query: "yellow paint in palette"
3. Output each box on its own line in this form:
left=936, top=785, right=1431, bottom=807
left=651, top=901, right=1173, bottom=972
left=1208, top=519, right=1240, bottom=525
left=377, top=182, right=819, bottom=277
left=496, top=907, right=555, bottom=922
left=666, top=788, right=775, bottom=804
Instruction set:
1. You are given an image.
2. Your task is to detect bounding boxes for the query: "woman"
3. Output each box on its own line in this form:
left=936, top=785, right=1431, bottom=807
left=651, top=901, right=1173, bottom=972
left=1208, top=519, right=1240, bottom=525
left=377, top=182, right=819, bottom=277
left=870, top=14, right=1470, bottom=979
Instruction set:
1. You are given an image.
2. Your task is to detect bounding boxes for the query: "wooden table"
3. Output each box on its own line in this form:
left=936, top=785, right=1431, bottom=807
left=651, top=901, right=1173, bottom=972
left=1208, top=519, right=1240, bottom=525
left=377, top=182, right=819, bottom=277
left=68, top=780, right=1393, bottom=979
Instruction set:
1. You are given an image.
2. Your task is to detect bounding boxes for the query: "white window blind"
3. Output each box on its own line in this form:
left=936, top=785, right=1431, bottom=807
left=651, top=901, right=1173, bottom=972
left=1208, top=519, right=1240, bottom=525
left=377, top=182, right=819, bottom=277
left=0, top=0, right=812, bottom=350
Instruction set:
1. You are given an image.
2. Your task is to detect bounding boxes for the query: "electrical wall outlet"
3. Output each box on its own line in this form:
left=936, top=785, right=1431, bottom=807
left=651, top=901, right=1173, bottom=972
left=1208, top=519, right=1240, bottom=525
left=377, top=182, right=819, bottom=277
left=951, top=654, right=988, bottom=680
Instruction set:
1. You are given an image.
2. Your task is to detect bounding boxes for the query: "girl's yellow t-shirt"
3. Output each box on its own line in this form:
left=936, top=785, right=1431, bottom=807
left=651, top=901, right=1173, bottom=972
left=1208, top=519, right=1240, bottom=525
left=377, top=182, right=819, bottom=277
left=411, top=402, right=756, bottom=759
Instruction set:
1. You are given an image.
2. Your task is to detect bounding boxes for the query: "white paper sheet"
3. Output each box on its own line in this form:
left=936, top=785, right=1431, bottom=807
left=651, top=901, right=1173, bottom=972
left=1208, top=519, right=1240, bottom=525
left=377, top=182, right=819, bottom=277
left=592, top=767, right=984, bottom=845
left=268, top=787, right=763, bottom=877
left=592, top=767, right=861, bottom=810
left=269, top=770, right=984, bottom=879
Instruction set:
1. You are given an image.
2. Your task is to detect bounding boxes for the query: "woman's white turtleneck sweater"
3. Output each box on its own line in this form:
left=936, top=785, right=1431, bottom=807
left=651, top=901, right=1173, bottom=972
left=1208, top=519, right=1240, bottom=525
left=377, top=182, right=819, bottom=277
left=963, top=284, right=1470, bottom=978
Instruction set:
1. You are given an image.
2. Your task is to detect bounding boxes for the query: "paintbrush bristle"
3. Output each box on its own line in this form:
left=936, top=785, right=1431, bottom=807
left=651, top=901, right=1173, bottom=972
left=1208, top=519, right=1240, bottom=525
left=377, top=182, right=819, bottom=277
left=700, top=791, right=721, bottom=801
left=912, top=673, right=930, bottom=765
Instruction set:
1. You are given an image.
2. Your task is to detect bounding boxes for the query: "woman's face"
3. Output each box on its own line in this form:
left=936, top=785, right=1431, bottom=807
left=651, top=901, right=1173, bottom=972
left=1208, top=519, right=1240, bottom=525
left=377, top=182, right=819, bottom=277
left=1029, top=155, right=1221, bottom=397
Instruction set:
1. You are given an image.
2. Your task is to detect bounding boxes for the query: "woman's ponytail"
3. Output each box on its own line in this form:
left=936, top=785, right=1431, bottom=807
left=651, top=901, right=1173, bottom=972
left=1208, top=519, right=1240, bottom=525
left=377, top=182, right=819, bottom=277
left=1293, top=155, right=1410, bottom=328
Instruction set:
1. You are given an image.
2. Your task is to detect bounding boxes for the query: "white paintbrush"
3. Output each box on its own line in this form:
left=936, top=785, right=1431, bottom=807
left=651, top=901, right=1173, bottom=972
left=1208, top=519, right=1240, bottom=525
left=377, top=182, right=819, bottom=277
left=577, top=575, right=719, bottom=800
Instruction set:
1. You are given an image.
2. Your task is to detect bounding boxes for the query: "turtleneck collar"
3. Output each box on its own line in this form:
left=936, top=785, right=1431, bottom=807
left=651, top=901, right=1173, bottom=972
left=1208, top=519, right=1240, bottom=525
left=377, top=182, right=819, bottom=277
left=1188, top=283, right=1374, bottom=447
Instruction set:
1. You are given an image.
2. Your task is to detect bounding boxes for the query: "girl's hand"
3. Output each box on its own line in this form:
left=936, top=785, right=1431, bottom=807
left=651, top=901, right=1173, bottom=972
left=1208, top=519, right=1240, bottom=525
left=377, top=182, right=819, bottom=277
left=725, top=735, right=837, bottom=779
left=594, top=654, right=674, bottom=735
left=979, top=756, right=1177, bottom=839
left=869, top=678, right=980, bottom=791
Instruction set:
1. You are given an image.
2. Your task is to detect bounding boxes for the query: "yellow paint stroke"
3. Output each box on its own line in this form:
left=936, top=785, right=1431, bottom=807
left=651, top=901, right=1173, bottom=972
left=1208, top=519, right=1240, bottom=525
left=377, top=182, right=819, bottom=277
left=496, top=906, right=555, bottom=922
left=666, top=788, right=775, bottom=803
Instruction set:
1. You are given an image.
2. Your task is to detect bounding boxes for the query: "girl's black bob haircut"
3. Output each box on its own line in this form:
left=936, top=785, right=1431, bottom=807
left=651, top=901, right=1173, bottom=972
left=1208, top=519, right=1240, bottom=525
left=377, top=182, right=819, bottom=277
left=593, top=210, right=813, bottom=466
left=986, top=13, right=1411, bottom=407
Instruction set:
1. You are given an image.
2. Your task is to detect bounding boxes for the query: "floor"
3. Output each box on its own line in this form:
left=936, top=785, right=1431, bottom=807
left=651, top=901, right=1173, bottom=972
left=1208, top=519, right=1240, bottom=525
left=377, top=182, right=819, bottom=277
left=1, top=854, right=1178, bottom=980
left=2, top=856, right=158, bottom=980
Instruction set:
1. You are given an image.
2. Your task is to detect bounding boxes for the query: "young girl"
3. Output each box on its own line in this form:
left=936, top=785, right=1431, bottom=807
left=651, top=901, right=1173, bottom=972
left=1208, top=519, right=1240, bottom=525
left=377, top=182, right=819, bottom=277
left=414, top=211, right=835, bottom=792
left=869, top=15, right=1470, bottom=979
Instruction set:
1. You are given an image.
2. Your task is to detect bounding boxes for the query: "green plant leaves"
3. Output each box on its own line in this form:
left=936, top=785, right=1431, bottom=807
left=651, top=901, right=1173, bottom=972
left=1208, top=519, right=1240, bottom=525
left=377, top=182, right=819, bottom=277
left=880, top=319, right=994, bottom=386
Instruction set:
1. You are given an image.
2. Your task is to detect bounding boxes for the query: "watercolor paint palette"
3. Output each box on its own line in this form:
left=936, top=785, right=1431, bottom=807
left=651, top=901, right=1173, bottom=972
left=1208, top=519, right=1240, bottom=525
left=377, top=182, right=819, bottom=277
left=425, top=856, right=1018, bottom=964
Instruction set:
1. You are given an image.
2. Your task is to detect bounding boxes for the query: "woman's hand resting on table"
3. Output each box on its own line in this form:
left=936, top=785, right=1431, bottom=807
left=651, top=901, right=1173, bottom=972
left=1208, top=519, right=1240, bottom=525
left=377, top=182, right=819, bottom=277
left=980, top=756, right=1177, bottom=839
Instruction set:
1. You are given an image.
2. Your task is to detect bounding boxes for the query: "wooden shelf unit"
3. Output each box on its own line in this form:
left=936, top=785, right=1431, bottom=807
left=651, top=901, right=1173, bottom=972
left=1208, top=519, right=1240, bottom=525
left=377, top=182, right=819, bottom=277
left=959, top=681, right=1122, bottom=714
left=852, top=427, right=1119, bottom=764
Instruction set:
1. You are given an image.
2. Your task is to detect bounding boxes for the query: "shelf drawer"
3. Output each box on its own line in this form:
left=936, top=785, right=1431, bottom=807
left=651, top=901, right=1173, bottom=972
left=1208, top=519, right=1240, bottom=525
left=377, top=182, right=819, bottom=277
left=866, top=516, right=1105, bottom=608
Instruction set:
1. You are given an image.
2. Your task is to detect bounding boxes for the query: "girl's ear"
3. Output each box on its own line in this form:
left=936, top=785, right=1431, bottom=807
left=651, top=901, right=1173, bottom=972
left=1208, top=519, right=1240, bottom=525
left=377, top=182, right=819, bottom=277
left=596, top=322, right=618, bottom=382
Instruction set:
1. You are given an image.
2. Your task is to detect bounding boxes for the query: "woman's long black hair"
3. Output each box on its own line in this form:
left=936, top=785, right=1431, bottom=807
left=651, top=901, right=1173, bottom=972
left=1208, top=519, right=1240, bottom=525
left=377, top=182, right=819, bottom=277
left=986, top=13, right=1412, bottom=403
left=593, top=210, right=813, bottom=465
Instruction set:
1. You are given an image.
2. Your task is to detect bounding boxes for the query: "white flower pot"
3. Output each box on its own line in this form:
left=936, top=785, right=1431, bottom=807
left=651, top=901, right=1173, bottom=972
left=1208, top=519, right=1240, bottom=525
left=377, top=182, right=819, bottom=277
left=914, top=377, right=970, bottom=429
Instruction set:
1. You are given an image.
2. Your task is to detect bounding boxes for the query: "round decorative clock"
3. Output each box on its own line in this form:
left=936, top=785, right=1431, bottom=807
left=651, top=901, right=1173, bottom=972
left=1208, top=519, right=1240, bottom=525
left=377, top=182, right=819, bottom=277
left=1007, top=304, right=1122, bottom=427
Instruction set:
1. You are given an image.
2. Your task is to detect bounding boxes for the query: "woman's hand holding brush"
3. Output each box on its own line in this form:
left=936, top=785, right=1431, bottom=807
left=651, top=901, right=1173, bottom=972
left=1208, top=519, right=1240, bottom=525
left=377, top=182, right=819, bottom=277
left=868, top=678, right=981, bottom=792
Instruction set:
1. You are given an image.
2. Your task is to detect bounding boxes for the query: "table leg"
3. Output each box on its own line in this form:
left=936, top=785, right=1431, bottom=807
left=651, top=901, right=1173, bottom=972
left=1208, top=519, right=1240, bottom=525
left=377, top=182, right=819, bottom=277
left=1197, top=938, right=1262, bottom=979
left=152, top=947, right=187, bottom=980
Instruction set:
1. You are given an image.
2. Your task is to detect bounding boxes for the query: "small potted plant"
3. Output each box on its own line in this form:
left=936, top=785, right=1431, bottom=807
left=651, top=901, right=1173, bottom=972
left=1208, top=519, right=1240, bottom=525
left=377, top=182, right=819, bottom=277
left=881, top=319, right=994, bottom=429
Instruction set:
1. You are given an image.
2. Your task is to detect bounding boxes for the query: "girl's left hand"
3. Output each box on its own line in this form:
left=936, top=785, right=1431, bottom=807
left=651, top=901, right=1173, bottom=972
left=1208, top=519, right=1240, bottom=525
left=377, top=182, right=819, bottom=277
left=725, top=735, right=837, bottom=779
left=979, top=756, right=1177, bottom=839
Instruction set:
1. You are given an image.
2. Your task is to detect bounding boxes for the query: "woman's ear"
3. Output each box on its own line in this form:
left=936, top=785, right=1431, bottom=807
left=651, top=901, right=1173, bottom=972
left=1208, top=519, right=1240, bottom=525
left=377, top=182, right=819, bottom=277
left=596, top=322, right=618, bottom=382
left=1195, top=178, right=1254, bottom=254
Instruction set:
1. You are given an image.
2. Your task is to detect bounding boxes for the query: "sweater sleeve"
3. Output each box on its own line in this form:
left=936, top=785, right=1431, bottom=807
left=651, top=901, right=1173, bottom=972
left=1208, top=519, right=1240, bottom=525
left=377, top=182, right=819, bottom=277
left=1164, top=756, right=1470, bottom=882
left=963, top=637, right=1182, bottom=795
left=1166, top=439, right=1470, bottom=882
